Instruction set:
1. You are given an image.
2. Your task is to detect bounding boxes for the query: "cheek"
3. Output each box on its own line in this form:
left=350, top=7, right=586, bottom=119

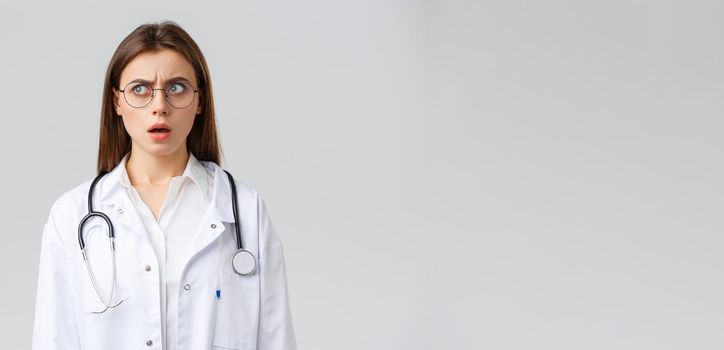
left=120, top=112, right=145, bottom=136
left=179, top=114, right=198, bottom=135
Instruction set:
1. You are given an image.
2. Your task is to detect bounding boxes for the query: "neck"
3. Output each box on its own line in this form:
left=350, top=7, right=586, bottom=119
left=126, top=146, right=189, bottom=186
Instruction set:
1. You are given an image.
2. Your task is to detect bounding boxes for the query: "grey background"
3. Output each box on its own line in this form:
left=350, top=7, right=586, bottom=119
left=1, top=0, right=722, bottom=349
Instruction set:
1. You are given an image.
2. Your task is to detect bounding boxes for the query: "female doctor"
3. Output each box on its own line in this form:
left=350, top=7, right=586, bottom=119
left=31, top=21, right=297, bottom=350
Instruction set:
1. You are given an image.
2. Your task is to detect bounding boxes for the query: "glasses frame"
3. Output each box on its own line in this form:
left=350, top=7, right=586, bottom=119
left=119, top=81, right=200, bottom=109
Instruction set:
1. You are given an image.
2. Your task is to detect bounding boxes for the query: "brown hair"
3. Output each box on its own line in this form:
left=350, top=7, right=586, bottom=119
left=96, top=20, right=222, bottom=174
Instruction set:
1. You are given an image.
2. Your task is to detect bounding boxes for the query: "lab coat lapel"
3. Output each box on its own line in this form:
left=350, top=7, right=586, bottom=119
left=93, top=160, right=149, bottom=242
left=94, top=158, right=236, bottom=260
left=186, top=207, right=225, bottom=260
left=97, top=189, right=151, bottom=243
left=184, top=162, right=236, bottom=261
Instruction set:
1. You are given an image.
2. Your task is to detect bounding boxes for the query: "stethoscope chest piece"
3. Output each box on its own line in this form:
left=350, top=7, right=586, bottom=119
left=232, top=249, right=257, bottom=276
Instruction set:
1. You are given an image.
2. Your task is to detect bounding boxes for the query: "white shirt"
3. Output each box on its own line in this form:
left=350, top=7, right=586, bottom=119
left=118, top=152, right=211, bottom=350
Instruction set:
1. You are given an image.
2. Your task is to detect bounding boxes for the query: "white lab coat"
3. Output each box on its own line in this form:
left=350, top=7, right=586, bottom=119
left=32, top=160, right=297, bottom=350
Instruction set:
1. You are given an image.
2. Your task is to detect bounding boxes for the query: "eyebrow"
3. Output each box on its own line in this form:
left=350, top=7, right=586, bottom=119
left=124, top=76, right=193, bottom=86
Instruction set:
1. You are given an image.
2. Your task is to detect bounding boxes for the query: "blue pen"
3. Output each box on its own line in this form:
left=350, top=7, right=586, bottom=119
left=216, top=289, right=221, bottom=299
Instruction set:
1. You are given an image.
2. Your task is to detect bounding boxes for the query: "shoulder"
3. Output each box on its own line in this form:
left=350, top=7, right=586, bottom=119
left=231, top=175, right=261, bottom=205
left=200, top=160, right=270, bottom=211
left=46, top=177, right=95, bottom=220
left=201, top=161, right=277, bottom=225
left=41, top=176, right=99, bottom=248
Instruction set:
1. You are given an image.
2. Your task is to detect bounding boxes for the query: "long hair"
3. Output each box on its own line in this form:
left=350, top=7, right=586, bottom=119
left=97, top=20, right=221, bottom=174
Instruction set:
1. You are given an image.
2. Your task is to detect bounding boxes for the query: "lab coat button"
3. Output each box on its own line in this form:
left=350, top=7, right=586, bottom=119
left=146, top=339, right=153, bottom=346
left=117, top=208, right=124, bottom=215
left=210, top=223, right=217, bottom=229
left=144, top=265, right=151, bottom=271
left=184, top=284, right=191, bottom=290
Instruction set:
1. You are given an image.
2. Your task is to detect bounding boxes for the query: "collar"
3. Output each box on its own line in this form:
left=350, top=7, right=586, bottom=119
left=116, top=151, right=209, bottom=196
left=96, top=152, right=235, bottom=222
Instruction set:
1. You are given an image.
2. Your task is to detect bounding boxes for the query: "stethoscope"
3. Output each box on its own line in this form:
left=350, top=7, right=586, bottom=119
left=77, top=169, right=257, bottom=313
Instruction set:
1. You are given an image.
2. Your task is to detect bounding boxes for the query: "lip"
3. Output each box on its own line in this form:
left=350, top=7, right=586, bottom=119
left=149, top=129, right=172, bottom=141
left=147, top=123, right=172, bottom=141
left=148, top=123, right=172, bottom=132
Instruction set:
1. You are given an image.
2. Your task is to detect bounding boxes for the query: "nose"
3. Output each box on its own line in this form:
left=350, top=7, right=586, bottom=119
left=150, top=88, right=170, bottom=115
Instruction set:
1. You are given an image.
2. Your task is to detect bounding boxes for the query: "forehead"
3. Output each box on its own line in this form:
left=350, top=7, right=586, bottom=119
left=120, top=48, right=197, bottom=85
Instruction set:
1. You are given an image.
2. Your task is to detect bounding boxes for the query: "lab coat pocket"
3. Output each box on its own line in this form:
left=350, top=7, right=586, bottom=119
left=212, top=269, right=259, bottom=350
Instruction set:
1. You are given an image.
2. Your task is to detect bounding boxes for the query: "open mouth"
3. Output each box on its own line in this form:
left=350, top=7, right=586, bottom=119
left=148, top=122, right=172, bottom=133
left=148, top=123, right=172, bottom=140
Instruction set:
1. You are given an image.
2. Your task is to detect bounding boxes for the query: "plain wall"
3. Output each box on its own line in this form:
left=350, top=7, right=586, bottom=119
left=1, top=0, right=722, bottom=348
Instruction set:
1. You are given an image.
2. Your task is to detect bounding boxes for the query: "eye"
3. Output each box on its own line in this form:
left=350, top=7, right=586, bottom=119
left=167, top=82, right=186, bottom=95
left=131, top=84, right=151, bottom=96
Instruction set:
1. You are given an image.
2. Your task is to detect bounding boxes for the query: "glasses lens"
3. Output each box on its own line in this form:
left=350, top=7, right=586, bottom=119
left=123, top=82, right=153, bottom=108
left=166, top=82, right=195, bottom=108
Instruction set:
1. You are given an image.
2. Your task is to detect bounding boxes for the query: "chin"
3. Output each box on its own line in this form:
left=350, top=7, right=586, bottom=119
left=141, top=143, right=185, bottom=157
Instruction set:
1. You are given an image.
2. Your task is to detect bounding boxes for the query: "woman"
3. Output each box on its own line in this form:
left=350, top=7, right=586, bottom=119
left=31, top=21, right=297, bottom=350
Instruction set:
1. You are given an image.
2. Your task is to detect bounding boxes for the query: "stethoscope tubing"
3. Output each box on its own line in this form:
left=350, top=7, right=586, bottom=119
left=76, top=165, right=256, bottom=313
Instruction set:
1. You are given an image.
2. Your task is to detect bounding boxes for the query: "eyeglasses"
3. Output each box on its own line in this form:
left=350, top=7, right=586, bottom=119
left=119, top=81, right=199, bottom=109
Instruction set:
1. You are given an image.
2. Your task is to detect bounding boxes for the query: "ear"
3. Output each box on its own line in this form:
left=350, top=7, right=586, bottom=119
left=112, top=88, right=122, bottom=116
